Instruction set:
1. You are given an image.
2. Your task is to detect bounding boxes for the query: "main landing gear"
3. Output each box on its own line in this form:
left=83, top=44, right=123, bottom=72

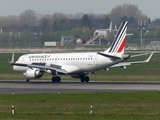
left=25, top=78, right=30, bottom=82
left=80, top=76, right=90, bottom=82
left=52, top=76, right=61, bottom=82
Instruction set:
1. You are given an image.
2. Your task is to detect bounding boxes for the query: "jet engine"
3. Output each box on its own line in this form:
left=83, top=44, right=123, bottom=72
left=25, top=69, right=43, bottom=79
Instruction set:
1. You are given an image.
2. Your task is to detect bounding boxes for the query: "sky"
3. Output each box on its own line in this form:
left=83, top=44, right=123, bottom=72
left=0, top=0, right=159, bottom=20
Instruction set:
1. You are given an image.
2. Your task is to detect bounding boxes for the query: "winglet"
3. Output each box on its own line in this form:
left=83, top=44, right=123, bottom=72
left=129, top=52, right=154, bottom=64
left=10, top=53, right=15, bottom=64
left=144, top=52, right=154, bottom=63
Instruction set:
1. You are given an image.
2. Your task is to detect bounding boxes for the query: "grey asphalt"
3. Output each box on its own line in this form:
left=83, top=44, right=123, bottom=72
left=0, top=80, right=160, bottom=94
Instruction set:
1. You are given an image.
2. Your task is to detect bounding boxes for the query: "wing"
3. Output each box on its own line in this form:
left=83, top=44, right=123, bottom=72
left=29, top=64, right=67, bottom=74
left=11, top=62, right=68, bottom=74
left=110, top=52, right=154, bottom=68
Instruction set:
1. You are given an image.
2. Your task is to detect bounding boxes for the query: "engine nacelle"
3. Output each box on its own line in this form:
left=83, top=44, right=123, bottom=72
left=25, top=69, right=43, bottom=79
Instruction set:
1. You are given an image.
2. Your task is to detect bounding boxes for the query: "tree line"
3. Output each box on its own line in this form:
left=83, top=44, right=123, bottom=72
left=0, top=4, right=160, bottom=47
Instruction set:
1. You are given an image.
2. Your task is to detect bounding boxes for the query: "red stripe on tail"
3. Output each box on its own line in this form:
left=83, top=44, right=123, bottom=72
left=117, top=37, right=126, bottom=53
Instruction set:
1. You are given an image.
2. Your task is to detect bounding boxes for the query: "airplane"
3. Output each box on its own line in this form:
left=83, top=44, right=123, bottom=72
left=10, top=21, right=153, bottom=82
left=94, top=21, right=114, bottom=40
left=94, top=21, right=133, bottom=41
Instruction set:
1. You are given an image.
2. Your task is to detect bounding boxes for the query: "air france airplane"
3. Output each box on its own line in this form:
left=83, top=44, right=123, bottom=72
left=10, top=21, right=153, bottom=82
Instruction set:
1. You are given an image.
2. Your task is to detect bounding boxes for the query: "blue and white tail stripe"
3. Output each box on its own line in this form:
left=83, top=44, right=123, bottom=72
left=108, top=21, right=128, bottom=53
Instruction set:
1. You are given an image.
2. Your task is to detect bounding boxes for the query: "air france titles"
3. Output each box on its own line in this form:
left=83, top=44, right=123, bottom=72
left=28, top=55, right=50, bottom=59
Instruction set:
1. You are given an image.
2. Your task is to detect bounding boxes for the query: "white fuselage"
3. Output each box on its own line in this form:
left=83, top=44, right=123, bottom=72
left=13, top=52, right=123, bottom=74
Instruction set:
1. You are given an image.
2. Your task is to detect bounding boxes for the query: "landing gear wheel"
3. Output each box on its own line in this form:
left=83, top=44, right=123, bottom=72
left=80, top=76, right=90, bottom=82
left=52, top=76, right=61, bottom=83
left=85, top=76, right=89, bottom=82
left=25, top=78, right=30, bottom=82
left=80, top=77, right=85, bottom=82
left=52, top=77, right=56, bottom=82
left=56, top=76, right=61, bottom=82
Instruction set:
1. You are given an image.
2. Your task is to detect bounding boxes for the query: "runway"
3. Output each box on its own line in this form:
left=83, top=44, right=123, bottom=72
left=0, top=80, right=160, bottom=94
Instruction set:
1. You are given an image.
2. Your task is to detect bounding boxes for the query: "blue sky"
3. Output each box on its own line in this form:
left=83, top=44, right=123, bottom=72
left=0, top=0, right=158, bottom=20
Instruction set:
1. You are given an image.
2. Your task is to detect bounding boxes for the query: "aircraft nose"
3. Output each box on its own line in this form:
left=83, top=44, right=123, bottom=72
left=13, top=64, right=27, bottom=72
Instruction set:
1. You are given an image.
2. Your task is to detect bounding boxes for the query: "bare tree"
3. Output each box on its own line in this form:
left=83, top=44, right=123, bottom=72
left=38, top=17, right=52, bottom=33
left=108, top=4, right=147, bottom=25
left=19, top=9, right=37, bottom=26
left=0, top=16, right=8, bottom=27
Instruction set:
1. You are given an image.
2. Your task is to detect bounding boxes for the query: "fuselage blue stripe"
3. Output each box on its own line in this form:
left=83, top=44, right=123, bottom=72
left=109, top=22, right=127, bottom=53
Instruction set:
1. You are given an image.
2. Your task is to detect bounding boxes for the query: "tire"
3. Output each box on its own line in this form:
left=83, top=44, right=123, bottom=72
left=25, top=78, right=30, bottom=82
left=85, top=76, right=89, bottom=82
left=56, top=76, right=61, bottom=82
left=52, top=76, right=61, bottom=82
left=80, top=77, right=85, bottom=82
left=52, top=77, right=56, bottom=82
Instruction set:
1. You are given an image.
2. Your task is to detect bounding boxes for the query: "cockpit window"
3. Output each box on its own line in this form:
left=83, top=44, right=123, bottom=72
left=95, top=32, right=98, bottom=35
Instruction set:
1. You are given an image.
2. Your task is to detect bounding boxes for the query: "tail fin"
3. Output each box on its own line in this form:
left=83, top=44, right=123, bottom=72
left=104, top=21, right=128, bottom=54
left=109, top=22, right=112, bottom=32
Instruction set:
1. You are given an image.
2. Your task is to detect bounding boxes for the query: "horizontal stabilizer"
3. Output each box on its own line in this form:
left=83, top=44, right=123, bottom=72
left=111, top=52, right=154, bottom=68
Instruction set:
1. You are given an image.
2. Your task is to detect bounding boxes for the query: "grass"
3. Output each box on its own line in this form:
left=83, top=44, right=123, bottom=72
left=1, top=92, right=160, bottom=119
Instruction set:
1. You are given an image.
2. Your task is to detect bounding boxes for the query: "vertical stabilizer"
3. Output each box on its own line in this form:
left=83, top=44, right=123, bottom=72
left=109, top=22, right=112, bottom=32
left=104, top=21, right=128, bottom=54
left=10, top=53, right=15, bottom=64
